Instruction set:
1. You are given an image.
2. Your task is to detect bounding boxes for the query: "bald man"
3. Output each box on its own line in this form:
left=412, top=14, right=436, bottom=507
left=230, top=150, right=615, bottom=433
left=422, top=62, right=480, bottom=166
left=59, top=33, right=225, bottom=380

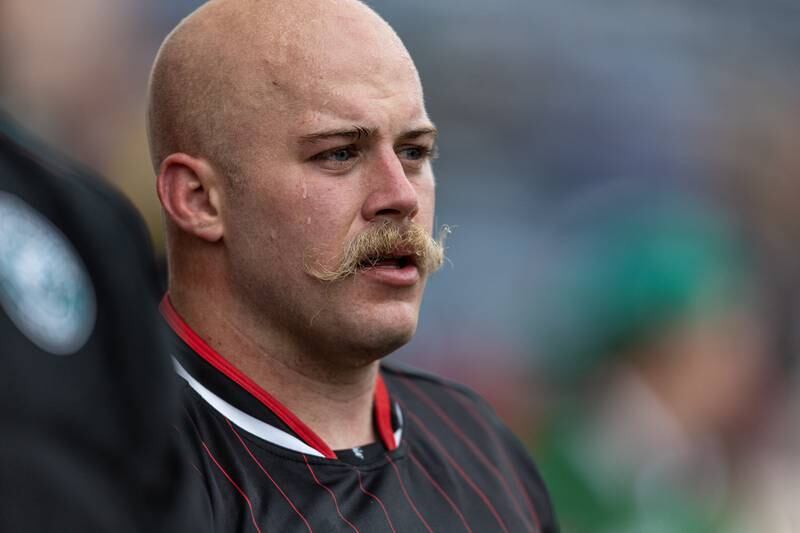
left=149, top=1, right=557, bottom=531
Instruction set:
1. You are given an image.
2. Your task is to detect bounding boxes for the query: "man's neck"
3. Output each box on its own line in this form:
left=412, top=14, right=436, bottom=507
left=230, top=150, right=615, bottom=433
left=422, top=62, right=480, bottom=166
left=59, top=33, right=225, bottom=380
left=170, top=289, right=379, bottom=451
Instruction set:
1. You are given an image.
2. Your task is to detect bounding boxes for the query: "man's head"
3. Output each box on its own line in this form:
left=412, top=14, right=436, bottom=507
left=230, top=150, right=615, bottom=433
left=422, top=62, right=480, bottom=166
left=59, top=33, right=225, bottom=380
left=148, top=0, right=444, bottom=366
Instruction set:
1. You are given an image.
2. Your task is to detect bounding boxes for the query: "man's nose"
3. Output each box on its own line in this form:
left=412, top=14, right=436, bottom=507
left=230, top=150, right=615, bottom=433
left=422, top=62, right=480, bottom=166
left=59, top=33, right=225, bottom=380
left=361, top=147, right=419, bottom=222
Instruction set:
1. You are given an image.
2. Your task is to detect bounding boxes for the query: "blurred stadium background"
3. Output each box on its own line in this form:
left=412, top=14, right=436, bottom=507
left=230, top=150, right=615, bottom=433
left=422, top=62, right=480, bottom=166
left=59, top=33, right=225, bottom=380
left=2, top=0, right=799, bottom=531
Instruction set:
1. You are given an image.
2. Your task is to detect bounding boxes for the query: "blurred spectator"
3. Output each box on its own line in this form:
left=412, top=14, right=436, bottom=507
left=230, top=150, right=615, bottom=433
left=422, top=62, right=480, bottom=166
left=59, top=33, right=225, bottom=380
left=709, top=80, right=800, bottom=533
left=527, top=185, right=777, bottom=532
left=0, top=0, right=144, bottom=164
left=0, top=0, right=168, bottom=250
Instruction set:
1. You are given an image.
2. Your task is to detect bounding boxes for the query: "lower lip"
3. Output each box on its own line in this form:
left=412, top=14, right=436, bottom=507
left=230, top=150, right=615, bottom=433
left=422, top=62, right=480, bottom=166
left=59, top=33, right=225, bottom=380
left=360, top=264, right=420, bottom=287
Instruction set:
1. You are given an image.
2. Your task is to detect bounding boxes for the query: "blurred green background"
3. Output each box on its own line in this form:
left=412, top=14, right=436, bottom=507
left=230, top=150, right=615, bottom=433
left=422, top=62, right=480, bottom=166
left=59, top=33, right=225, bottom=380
left=3, top=1, right=799, bottom=530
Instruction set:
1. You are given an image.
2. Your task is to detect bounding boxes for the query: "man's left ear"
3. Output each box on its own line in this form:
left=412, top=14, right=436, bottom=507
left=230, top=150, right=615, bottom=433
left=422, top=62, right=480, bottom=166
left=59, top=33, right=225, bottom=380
left=156, top=152, right=225, bottom=242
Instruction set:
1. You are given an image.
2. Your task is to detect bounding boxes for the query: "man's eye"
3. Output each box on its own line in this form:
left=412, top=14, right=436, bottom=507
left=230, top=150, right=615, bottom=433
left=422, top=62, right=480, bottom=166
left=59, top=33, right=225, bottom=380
left=398, top=145, right=436, bottom=163
left=328, top=148, right=355, bottom=162
left=401, top=147, right=423, bottom=160
left=311, top=146, right=360, bottom=170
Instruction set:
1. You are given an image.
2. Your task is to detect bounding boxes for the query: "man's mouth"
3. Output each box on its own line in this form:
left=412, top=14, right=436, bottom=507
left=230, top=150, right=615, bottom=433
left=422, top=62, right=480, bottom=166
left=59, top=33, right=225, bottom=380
left=357, top=251, right=421, bottom=287
left=359, top=253, right=417, bottom=271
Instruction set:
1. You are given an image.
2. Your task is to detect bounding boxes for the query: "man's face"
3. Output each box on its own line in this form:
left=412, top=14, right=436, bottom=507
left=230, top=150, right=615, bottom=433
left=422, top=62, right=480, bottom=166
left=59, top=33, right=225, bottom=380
left=219, top=38, right=438, bottom=364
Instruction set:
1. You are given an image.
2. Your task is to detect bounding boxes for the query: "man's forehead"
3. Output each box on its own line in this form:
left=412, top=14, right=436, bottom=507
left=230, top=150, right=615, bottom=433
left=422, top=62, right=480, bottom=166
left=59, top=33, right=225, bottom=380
left=290, top=92, right=432, bottom=140
left=264, top=28, right=418, bottom=95
left=149, top=0, right=426, bottom=167
left=225, top=4, right=424, bottom=128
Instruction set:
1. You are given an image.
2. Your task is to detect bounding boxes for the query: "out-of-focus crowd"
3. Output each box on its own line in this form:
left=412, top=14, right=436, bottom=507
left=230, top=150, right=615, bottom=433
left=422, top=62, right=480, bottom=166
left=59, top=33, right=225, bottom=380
left=2, top=0, right=798, bottom=531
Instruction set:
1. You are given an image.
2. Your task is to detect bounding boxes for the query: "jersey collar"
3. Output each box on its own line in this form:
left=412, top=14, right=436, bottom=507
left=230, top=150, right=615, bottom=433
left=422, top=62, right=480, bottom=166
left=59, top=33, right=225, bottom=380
left=160, top=295, right=398, bottom=459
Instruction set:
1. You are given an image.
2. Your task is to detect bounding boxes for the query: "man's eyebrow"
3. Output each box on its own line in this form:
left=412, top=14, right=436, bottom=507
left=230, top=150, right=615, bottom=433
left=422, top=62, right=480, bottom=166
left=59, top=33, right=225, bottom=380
left=398, top=127, right=438, bottom=141
left=298, top=125, right=438, bottom=144
left=299, top=126, right=375, bottom=144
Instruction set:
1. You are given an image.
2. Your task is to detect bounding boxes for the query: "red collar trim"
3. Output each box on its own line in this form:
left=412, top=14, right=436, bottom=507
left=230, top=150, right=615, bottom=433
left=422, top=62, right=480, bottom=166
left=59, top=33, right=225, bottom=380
left=374, top=374, right=396, bottom=450
left=160, top=295, right=397, bottom=458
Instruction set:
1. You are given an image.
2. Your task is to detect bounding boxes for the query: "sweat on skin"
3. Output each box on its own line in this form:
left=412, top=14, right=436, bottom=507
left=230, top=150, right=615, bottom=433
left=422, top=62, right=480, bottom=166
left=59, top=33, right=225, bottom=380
left=148, top=0, right=443, bottom=450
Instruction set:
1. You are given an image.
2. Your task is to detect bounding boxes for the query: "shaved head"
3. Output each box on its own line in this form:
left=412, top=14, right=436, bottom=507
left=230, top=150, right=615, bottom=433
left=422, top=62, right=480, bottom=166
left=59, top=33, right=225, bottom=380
left=147, top=0, right=417, bottom=184
left=151, top=0, right=437, bottom=368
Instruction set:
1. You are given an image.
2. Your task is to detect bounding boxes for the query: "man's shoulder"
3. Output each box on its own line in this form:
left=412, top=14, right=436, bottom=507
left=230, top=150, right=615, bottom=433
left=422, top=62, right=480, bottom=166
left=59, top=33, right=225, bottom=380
left=381, top=359, right=560, bottom=532
left=380, top=359, right=509, bottom=434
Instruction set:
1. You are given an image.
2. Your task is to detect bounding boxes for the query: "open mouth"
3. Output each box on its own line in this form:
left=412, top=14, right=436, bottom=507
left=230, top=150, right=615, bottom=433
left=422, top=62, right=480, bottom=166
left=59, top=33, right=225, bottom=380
left=354, top=250, right=422, bottom=286
left=358, top=253, right=417, bottom=270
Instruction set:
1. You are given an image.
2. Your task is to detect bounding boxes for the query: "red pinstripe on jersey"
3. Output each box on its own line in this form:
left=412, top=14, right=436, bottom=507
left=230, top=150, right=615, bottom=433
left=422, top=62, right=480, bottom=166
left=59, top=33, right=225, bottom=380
left=408, top=450, right=473, bottom=533
left=446, top=387, right=543, bottom=532
left=201, top=441, right=263, bottom=533
left=403, top=407, right=510, bottom=533
left=303, top=455, right=360, bottom=532
left=225, top=418, right=314, bottom=533
left=354, top=467, right=396, bottom=533
left=385, top=453, right=434, bottom=533
left=399, top=377, right=538, bottom=532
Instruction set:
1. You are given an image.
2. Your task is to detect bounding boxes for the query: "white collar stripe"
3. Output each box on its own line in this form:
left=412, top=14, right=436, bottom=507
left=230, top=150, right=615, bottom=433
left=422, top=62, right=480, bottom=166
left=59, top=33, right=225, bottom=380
left=173, top=358, right=325, bottom=458
left=393, top=402, right=403, bottom=445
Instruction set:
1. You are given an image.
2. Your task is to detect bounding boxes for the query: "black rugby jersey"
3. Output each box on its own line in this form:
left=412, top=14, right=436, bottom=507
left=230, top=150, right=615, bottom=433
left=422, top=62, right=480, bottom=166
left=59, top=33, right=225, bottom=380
left=162, top=296, right=559, bottom=532
left=0, top=113, right=207, bottom=532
